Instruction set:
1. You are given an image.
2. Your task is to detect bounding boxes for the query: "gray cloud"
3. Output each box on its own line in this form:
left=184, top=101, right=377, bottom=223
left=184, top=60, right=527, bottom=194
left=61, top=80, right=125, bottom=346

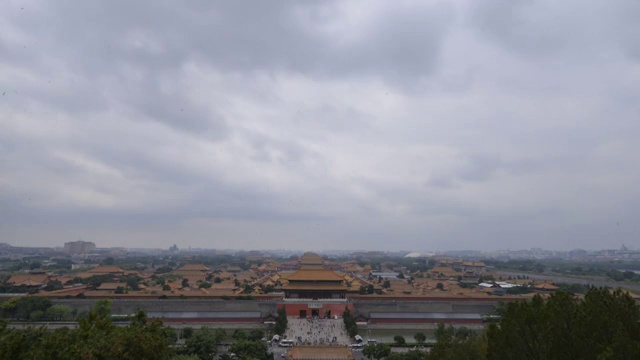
left=1, top=0, right=639, bottom=251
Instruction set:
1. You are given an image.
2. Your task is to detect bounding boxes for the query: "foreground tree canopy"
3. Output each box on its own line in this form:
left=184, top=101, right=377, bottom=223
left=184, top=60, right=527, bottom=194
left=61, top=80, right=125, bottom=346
left=487, top=288, right=640, bottom=360
left=0, top=300, right=174, bottom=360
left=373, top=287, right=640, bottom=360
left=0, top=299, right=270, bottom=360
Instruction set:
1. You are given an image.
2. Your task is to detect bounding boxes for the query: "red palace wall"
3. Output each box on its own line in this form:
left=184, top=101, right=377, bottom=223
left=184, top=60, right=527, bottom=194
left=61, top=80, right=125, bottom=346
left=159, top=317, right=263, bottom=323
left=277, top=303, right=354, bottom=318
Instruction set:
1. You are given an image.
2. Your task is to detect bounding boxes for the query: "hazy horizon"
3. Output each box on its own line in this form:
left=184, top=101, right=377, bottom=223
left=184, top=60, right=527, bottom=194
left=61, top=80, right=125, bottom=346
left=2, top=1, right=639, bottom=251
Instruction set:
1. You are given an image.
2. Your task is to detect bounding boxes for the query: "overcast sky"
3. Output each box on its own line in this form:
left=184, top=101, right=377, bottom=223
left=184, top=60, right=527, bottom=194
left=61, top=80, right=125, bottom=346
left=1, top=0, right=639, bottom=252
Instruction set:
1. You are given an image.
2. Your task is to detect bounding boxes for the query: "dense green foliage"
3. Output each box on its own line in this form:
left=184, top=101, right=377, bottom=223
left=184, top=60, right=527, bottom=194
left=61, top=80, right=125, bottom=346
left=0, top=300, right=174, bottom=360
left=359, top=284, right=376, bottom=294
left=363, top=343, right=391, bottom=359
left=0, top=297, right=76, bottom=322
left=342, top=306, right=358, bottom=337
left=427, top=324, right=486, bottom=360
left=487, top=288, right=640, bottom=360
left=229, top=339, right=272, bottom=360
left=181, top=327, right=222, bottom=360
left=369, top=287, right=640, bottom=360
left=393, top=335, right=406, bottom=345
left=485, top=259, right=546, bottom=273
left=414, top=332, right=426, bottom=344
left=0, top=299, right=269, bottom=360
left=274, top=306, right=288, bottom=335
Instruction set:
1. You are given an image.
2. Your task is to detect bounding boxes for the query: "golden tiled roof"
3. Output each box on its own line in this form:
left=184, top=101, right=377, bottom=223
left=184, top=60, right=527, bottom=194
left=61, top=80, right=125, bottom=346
left=176, top=264, right=210, bottom=272
left=7, top=273, right=49, bottom=286
left=282, top=284, right=348, bottom=291
left=286, top=269, right=344, bottom=282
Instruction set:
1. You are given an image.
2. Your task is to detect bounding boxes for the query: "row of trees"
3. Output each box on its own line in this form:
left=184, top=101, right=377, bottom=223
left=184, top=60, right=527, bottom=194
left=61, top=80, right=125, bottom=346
left=177, top=327, right=272, bottom=359
left=0, top=299, right=276, bottom=360
left=364, top=287, right=640, bottom=360
left=1, top=297, right=75, bottom=321
left=1, top=300, right=175, bottom=360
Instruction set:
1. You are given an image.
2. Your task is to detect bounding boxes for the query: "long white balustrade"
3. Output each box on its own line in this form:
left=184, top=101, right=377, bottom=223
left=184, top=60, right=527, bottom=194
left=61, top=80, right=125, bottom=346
left=282, top=298, right=348, bottom=302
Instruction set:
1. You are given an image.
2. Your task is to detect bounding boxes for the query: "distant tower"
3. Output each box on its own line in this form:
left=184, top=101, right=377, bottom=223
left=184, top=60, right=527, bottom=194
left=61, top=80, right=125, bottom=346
left=64, top=240, right=96, bottom=255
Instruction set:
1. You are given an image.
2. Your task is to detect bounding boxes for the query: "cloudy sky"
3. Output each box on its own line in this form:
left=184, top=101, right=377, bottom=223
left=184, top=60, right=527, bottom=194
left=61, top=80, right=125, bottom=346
left=1, top=0, right=639, bottom=251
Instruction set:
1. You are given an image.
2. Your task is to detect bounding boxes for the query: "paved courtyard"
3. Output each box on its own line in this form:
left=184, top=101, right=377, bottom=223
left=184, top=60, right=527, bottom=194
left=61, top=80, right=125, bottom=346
left=284, top=317, right=352, bottom=345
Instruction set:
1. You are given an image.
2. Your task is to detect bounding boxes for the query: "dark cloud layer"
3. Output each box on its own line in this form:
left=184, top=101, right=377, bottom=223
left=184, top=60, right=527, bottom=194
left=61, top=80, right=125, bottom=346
left=1, top=0, right=639, bottom=251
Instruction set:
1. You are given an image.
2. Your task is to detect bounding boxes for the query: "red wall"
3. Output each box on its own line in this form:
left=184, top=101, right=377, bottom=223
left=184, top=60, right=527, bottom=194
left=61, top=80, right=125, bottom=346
left=349, top=295, right=523, bottom=302
left=277, top=303, right=354, bottom=317
left=158, top=317, right=263, bottom=323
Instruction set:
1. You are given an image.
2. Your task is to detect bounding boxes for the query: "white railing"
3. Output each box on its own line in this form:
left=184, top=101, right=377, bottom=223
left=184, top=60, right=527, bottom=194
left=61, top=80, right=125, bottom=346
left=282, top=298, right=347, bottom=303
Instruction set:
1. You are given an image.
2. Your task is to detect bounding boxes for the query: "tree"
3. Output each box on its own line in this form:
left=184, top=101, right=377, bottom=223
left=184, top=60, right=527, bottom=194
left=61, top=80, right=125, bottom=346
left=3, top=297, right=53, bottom=321
left=232, top=329, right=247, bottom=341
left=487, top=288, right=640, bottom=360
left=394, top=335, right=406, bottom=345
left=0, top=302, right=174, bottom=360
left=414, top=332, right=426, bottom=345
left=363, top=343, right=391, bottom=360
left=107, top=310, right=175, bottom=360
left=126, top=278, right=140, bottom=291
left=181, top=278, right=190, bottom=288
left=215, top=328, right=227, bottom=342
left=383, top=280, right=391, bottom=289
left=93, top=299, right=112, bottom=317
left=184, top=327, right=219, bottom=360
left=436, top=282, right=444, bottom=290
left=342, top=306, right=358, bottom=337
left=248, top=329, right=265, bottom=341
left=425, top=323, right=486, bottom=360
left=274, top=306, right=288, bottom=335
left=229, top=339, right=273, bottom=360
left=45, top=304, right=74, bottom=321
left=0, top=297, right=21, bottom=319
left=43, top=280, right=64, bottom=292
left=182, top=327, right=194, bottom=339
left=155, top=266, right=173, bottom=274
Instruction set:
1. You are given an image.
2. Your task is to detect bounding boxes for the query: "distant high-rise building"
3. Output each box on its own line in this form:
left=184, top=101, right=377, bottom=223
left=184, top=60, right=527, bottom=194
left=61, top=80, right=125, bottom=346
left=64, top=240, right=96, bottom=255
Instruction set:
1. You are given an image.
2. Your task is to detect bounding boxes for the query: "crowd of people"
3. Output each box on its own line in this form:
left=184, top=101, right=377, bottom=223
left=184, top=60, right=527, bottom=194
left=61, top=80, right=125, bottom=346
left=284, top=317, right=351, bottom=346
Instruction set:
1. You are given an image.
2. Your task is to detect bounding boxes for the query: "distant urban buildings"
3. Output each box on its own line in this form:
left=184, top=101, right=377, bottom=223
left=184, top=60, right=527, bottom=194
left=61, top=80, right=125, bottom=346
left=63, top=240, right=96, bottom=255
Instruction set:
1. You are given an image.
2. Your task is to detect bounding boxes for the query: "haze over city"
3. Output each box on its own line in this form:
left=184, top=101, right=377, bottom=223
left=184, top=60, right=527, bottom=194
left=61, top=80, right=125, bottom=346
left=2, top=0, right=639, bottom=251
